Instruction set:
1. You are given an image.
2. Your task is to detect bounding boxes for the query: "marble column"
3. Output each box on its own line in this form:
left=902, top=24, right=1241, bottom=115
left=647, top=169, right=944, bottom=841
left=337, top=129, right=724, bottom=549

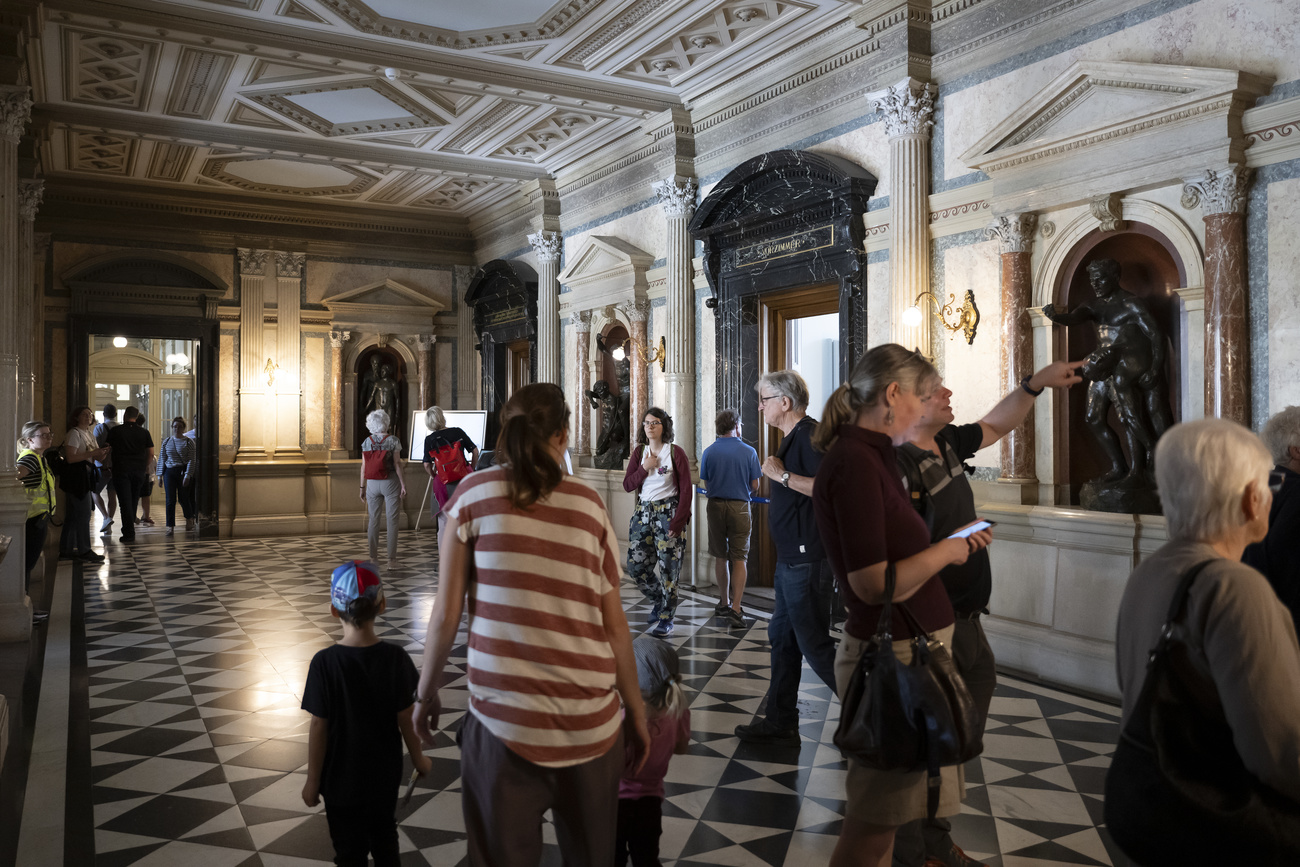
left=328, top=331, right=350, bottom=454
left=415, top=334, right=436, bottom=411
left=986, top=213, right=1038, bottom=484
left=529, top=231, right=562, bottom=385
left=653, top=177, right=697, bottom=458
left=624, top=299, right=652, bottom=460
left=456, top=268, right=478, bottom=410
left=874, top=79, right=935, bottom=355
left=236, top=248, right=269, bottom=458
left=0, top=85, right=33, bottom=641
left=572, top=311, right=592, bottom=456
left=17, top=179, right=42, bottom=425
left=274, top=252, right=304, bottom=456
left=1182, top=167, right=1252, bottom=425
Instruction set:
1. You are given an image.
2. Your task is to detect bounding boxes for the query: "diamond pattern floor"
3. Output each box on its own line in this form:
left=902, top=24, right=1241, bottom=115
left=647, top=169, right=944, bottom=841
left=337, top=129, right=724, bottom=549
left=35, top=532, right=1131, bottom=866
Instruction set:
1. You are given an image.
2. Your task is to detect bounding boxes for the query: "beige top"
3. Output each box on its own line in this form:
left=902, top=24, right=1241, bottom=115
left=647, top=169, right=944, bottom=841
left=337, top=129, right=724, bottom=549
left=1116, top=540, right=1300, bottom=803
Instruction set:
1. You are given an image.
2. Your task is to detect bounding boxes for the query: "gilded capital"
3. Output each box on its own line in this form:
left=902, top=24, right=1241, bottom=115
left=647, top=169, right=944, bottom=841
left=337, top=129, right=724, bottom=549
left=985, top=213, right=1038, bottom=254
left=528, top=230, right=563, bottom=263
left=0, top=87, right=33, bottom=145
left=237, top=248, right=269, bottom=276
left=872, top=80, right=934, bottom=138
left=1181, top=166, right=1252, bottom=216
left=653, top=178, right=697, bottom=219
left=275, top=251, right=306, bottom=278
left=18, top=179, right=44, bottom=223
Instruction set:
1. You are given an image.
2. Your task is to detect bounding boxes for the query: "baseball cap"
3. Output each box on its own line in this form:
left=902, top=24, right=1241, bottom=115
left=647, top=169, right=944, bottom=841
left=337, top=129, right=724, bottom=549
left=632, top=634, right=680, bottom=701
left=330, top=560, right=383, bottom=611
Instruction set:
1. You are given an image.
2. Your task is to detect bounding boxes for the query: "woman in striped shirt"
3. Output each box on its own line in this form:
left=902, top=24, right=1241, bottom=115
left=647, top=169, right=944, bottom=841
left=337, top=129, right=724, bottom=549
left=414, top=383, right=649, bottom=867
left=156, top=417, right=196, bottom=536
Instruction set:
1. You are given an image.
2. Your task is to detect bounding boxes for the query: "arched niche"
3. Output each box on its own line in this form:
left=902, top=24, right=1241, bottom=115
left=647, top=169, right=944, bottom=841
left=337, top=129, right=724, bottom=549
left=64, top=251, right=229, bottom=319
left=689, top=149, right=877, bottom=438
left=466, top=260, right=538, bottom=447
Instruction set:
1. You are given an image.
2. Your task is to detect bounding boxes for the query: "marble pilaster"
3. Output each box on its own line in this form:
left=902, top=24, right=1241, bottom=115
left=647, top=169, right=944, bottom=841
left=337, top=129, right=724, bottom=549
left=987, top=213, right=1037, bottom=488
left=328, top=331, right=350, bottom=454
left=274, top=252, right=305, bottom=456
left=572, top=311, right=592, bottom=455
left=456, top=271, right=478, bottom=410
left=874, top=79, right=934, bottom=355
left=623, top=299, right=652, bottom=461
left=415, top=334, right=436, bottom=411
left=653, top=177, right=697, bottom=458
left=529, top=231, right=562, bottom=385
left=17, top=179, right=41, bottom=425
left=1182, top=167, right=1252, bottom=425
left=236, top=248, right=269, bottom=458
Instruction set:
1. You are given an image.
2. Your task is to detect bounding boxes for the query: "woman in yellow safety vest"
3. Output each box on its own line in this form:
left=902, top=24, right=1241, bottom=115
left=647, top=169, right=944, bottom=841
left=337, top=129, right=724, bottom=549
left=16, top=420, right=56, bottom=625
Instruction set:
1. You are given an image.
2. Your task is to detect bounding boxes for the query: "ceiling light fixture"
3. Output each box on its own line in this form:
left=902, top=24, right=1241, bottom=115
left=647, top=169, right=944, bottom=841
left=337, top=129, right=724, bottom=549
left=112, top=336, right=127, bottom=348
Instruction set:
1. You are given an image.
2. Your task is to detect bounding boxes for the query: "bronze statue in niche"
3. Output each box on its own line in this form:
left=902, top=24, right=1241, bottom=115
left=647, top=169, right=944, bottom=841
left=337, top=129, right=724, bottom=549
left=1043, top=258, right=1173, bottom=513
left=587, top=339, right=631, bottom=469
left=366, top=363, right=400, bottom=419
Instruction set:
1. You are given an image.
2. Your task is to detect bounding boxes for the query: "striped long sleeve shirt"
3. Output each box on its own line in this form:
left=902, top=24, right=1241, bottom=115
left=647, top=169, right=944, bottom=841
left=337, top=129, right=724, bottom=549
left=447, top=466, right=626, bottom=768
left=156, top=436, right=196, bottom=479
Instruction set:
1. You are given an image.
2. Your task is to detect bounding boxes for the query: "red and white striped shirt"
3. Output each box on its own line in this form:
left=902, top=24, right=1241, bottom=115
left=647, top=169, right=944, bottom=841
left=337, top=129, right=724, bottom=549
left=447, top=467, right=625, bottom=768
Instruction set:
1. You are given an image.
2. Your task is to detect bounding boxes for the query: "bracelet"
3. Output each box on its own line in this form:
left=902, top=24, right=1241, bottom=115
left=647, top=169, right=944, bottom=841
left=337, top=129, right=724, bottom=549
left=1019, top=375, right=1043, bottom=397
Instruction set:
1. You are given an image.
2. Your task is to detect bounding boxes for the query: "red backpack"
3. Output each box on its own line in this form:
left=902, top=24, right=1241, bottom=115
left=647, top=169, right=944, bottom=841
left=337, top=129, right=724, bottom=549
left=362, top=435, right=391, bottom=480
left=430, top=439, right=471, bottom=485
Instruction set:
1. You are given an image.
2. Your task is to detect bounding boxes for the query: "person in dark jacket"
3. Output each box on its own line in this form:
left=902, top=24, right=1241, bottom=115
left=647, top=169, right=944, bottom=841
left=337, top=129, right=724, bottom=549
left=1244, top=405, right=1300, bottom=635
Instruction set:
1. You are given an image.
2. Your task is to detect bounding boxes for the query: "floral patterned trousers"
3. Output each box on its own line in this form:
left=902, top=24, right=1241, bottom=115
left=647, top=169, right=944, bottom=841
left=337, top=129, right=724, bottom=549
left=627, top=498, right=687, bottom=625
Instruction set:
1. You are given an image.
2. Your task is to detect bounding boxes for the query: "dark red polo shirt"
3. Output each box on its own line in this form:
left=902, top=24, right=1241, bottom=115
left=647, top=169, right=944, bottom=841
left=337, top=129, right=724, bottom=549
left=813, top=424, right=954, bottom=641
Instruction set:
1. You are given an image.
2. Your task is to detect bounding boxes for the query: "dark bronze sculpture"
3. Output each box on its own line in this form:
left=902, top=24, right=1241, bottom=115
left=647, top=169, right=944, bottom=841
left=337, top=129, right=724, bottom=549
left=587, top=374, right=630, bottom=470
left=1043, top=258, right=1173, bottom=514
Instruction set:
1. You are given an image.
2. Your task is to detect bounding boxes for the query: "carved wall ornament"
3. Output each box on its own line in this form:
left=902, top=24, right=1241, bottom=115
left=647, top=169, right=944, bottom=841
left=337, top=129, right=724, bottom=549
left=653, top=177, right=698, bottom=218
left=1090, top=193, right=1127, bottom=232
left=237, top=248, right=269, bottom=276
left=985, top=213, right=1038, bottom=254
left=1040, top=220, right=1056, bottom=239
left=0, top=86, right=33, bottom=144
left=18, top=179, right=45, bottom=223
left=1181, top=166, right=1253, bottom=216
left=66, top=32, right=157, bottom=110
left=528, top=230, right=563, bottom=263
left=735, top=7, right=764, bottom=21
left=571, top=309, right=593, bottom=332
left=872, top=80, right=935, bottom=138
left=415, top=334, right=437, bottom=350
left=624, top=0, right=775, bottom=78
left=377, top=333, right=391, bottom=348
left=328, top=330, right=352, bottom=348
left=275, top=251, right=306, bottom=278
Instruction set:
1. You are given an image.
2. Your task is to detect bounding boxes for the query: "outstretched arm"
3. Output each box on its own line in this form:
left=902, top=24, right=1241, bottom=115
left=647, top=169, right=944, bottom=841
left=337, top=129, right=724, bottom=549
left=414, top=516, right=470, bottom=745
left=977, top=360, right=1084, bottom=448
left=1041, top=301, right=1095, bottom=327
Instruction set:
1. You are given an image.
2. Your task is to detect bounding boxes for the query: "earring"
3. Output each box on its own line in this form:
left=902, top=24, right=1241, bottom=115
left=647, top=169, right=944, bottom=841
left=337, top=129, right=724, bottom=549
left=884, top=408, right=895, bottom=426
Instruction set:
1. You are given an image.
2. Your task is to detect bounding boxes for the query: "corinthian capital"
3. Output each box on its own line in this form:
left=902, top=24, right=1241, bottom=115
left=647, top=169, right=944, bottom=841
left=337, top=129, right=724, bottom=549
left=328, top=330, right=351, bottom=349
left=1181, top=166, right=1253, bottom=216
left=18, top=179, right=44, bottom=223
left=0, top=87, right=32, bottom=145
left=653, top=177, right=697, bottom=219
left=415, top=334, right=437, bottom=351
left=238, top=248, right=269, bottom=276
left=570, top=309, right=593, bottom=333
left=985, top=213, right=1038, bottom=254
left=619, top=297, right=652, bottom=324
left=275, top=251, right=306, bottom=278
left=528, top=230, right=563, bottom=263
left=872, top=79, right=934, bottom=138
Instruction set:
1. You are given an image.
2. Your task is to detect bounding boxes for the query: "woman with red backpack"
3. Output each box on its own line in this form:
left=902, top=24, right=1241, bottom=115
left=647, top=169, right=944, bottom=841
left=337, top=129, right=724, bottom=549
left=360, top=409, right=407, bottom=569
left=421, top=405, right=479, bottom=540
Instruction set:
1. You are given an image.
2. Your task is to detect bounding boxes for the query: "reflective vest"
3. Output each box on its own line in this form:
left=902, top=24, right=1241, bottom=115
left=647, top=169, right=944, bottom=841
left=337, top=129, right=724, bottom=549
left=18, top=448, right=56, bottom=519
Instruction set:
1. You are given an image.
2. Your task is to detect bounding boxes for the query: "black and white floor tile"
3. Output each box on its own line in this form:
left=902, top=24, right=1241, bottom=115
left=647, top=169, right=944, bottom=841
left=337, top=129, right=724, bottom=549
left=22, top=532, right=1127, bottom=866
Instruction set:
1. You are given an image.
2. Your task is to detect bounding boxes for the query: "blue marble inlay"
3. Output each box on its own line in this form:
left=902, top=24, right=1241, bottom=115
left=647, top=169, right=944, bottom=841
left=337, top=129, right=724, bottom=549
left=1246, top=156, right=1300, bottom=428
left=1257, top=78, right=1300, bottom=106
left=867, top=195, right=890, bottom=212
left=562, top=195, right=663, bottom=239
left=867, top=249, right=890, bottom=264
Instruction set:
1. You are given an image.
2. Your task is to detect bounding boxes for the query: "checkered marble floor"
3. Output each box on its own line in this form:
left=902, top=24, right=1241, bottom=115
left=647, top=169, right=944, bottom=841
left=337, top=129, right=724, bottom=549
left=34, top=532, right=1128, bottom=866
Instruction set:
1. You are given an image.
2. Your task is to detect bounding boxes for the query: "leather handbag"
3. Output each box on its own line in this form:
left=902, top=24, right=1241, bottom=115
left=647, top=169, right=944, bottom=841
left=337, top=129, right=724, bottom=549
left=1104, top=560, right=1300, bottom=866
left=833, top=563, right=983, bottom=818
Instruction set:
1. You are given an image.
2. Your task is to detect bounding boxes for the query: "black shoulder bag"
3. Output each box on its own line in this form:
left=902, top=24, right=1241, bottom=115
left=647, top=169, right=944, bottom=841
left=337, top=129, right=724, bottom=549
left=1104, top=560, right=1300, bottom=865
left=833, top=563, right=983, bottom=818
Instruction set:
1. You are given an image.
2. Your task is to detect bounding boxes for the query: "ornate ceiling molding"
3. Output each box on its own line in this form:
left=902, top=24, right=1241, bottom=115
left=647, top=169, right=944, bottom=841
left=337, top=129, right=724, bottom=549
left=248, top=79, right=444, bottom=136
left=202, top=155, right=379, bottom=195
left=316, top=0, right=600, bottom=49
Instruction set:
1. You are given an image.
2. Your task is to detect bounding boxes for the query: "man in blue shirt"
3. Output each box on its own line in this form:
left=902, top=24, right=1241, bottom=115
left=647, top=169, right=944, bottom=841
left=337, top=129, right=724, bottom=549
left=699, top=409, right=761, bottom=628
left=735, top=370, right=837, bottom=747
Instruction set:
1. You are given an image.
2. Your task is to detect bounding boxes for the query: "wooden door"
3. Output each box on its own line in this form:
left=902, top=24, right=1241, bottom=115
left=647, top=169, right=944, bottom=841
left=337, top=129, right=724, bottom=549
left=507, top=339, right=531, bottom=400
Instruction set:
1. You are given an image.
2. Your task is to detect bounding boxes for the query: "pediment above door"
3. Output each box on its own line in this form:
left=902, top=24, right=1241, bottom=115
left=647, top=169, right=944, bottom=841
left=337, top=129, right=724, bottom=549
left=558, top=236, right=655, bottom=313
left=321, top=278, right=446, bottom=332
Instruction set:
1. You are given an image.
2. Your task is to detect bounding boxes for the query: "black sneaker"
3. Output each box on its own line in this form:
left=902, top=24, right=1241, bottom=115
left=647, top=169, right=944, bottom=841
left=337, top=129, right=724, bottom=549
left=734, top=719, right=800, bottom=746
left=721, top=608, right=746, bottom=628
left=78, top=551, right=105, bottom=563
left=32, top=610, right=50, bottom=625
left=714, top=601, right=731, bottom=614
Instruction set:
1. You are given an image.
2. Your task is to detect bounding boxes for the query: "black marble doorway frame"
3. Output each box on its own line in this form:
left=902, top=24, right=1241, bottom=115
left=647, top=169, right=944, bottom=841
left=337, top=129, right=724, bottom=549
left=465, top=260, right=539, bottom=448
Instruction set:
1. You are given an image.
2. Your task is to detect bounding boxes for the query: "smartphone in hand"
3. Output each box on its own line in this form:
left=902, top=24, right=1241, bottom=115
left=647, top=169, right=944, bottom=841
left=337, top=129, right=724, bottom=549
left=948, top=520, right=996, bottom=539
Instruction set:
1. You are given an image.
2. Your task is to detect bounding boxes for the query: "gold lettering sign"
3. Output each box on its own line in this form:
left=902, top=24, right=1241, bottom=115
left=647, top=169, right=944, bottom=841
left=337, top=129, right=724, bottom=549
left=736, top=225, right=835, bottom=267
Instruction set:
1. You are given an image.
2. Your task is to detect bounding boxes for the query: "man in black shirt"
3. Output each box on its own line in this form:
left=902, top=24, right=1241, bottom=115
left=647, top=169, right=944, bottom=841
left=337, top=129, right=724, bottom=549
left=893, top=360, right=1081, bottom=867
left=734, top=370, right=838, bottom=747
left=106, top=406, right=155, bottom=543
left=1243, top=406, right=1300, bottom=636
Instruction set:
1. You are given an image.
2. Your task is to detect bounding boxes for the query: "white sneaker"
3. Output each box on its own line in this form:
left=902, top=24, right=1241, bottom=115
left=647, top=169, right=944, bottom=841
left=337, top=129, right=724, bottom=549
left=165, top=526, right=174, bottom=536
left=100, top=518, right=113, bottom=533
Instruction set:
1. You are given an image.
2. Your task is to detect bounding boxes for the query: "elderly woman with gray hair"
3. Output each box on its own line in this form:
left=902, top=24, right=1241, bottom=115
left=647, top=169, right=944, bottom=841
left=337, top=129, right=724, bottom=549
left=1243, top=405, right=1300, bottom=634
left=359, top=409, right=406, bottom=568
left=1110, top=418, right=1300, bottom=864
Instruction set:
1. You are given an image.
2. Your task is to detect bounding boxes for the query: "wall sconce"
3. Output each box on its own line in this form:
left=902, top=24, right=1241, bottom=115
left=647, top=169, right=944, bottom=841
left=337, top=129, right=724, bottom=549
left=611, top=336, right=667, bottom=372
left=903, top=290, right=980, bottom=345
left=265, top=357, right=280, bottom=388
left=112, top=336, right=128, bottom=348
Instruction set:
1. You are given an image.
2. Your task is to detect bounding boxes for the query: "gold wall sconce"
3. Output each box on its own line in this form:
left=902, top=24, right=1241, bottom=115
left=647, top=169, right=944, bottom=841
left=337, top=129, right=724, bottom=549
left=902, top=290, right=980, bottom=345
left=265, top=357, right=280, bottom=388
left=611, top=336, right=667, bottom=372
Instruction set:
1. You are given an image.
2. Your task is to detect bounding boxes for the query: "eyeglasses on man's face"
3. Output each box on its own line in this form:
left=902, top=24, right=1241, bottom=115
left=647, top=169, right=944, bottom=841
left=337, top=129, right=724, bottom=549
left=758, top=394, right=782, bottom=406
left=1268, top=470, right=1286, bottom=493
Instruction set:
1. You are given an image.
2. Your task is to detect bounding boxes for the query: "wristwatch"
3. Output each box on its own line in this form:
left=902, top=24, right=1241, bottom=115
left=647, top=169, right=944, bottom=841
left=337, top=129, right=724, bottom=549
left=781, top=471, right=790, bottom=488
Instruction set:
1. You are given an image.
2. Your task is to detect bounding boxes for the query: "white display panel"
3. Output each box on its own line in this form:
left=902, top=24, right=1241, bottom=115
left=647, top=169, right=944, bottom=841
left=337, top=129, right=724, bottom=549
left=410, top=410, right=488, bottom=459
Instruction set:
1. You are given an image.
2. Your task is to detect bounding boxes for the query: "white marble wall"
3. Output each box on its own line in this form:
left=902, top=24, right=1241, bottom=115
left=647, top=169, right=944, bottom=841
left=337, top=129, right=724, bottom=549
left=937, top=239, right=1002, bottom=470
left=1268, top=175, right=1300, bottom=411
left=866, top=258, right=892, bottom=349
left=807, top=123, right=891, bottom=192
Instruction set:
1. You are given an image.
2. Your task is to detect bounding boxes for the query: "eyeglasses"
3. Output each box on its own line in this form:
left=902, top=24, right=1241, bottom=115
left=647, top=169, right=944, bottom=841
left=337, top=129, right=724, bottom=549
left=1268, top=470, right=1286, bottom=493
left=758, top=394, right=782, bottom=405
left=32, top=431, right=51, bottom=439
left=644, top=420, right=662, bottom=427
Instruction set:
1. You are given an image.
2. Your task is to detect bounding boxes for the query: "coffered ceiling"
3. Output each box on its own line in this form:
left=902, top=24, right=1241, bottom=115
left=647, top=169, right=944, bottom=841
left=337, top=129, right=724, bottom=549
left=28, top=0, right=856, bottom=221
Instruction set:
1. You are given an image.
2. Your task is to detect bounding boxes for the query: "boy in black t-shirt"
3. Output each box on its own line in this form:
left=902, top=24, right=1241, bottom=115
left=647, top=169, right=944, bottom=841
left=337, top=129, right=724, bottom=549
left=301, top=560, right=431, bottom=865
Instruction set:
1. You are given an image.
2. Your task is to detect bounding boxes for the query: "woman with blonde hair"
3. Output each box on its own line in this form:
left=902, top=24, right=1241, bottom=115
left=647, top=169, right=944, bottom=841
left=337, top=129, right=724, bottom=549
left=420, top=405, right=479, bottom=538
left=17, top=420, right=57, bottom=623
left=359, top=409, right=406, bottom=568
left=414, top=383, right=649, bottom=865
left=811, top=344, right=992, bottom=867
left=60, top=406, right=109, bottom=563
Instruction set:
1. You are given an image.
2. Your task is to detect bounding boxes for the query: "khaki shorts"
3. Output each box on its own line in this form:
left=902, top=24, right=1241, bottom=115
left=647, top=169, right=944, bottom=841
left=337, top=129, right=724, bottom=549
left=706, top=498, right=751, bottom=560
left=834, top=625, right=965, bottom=826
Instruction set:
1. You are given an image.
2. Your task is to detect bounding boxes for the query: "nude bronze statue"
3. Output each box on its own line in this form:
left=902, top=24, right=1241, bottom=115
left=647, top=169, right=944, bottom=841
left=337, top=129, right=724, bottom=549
left=587, top=378, right=630, bottom=469
left=1043, top=258, right=1173, bottom=513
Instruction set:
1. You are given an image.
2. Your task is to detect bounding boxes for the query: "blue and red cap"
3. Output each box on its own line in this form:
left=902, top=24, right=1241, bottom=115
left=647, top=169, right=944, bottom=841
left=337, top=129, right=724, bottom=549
left=330, top=560, right=383, bottom=611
